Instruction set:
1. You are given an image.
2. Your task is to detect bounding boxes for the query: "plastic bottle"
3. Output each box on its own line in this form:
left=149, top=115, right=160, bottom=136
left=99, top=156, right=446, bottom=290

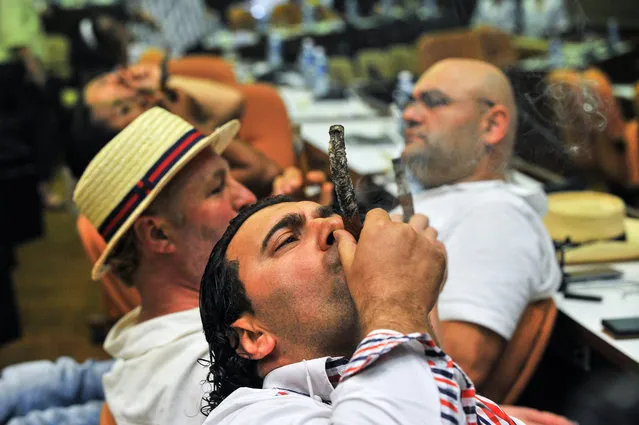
left=298, top=38, right=316, bottom=89
left=607, top=17, right=621, bottom=51
left=345, top=0, right=359, bottom=22
left=392, top=70, right=413, bottom=144
left=548, top=37, right=564, bottom=69
left=312, top=46, right=330, bottom=98
left=267, top=31, right=283, bottom=69
left=302, top=1, right=315, bottom=28
left=394, top=70, right=413, bottom=109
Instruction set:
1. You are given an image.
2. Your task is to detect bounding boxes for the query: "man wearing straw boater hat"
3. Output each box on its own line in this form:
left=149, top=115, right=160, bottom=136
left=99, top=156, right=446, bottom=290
left=0, top=107, right=329, bottom=425
left=397, top=59, right=563, bottom=421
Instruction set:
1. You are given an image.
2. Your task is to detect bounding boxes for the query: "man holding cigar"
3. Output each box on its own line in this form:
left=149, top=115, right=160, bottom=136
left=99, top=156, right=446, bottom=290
left=399, top=59, right=561, bottom=413
left=198, top=196, right=522, bottom=425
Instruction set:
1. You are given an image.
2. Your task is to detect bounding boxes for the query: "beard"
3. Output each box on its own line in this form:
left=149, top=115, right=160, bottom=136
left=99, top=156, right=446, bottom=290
left=404, top=132, right=483, bottom=188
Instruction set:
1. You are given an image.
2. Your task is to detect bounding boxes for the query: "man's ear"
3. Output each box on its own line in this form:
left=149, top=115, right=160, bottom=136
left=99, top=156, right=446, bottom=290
left=480, top=104, right=509, bottom=148
left=231, top=315, right=276, bottom=361
left=132, top=216, right=176, bottom=254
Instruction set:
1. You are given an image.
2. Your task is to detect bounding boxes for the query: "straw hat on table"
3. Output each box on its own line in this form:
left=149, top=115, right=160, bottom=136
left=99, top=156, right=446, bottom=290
left=73, top=107, right=240, bottom=280
left=544, top=191, right=639, bottom=264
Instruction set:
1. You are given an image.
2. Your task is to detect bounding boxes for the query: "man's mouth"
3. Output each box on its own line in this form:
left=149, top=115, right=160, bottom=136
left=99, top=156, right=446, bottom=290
left=404, top=130, right=426, bottom=145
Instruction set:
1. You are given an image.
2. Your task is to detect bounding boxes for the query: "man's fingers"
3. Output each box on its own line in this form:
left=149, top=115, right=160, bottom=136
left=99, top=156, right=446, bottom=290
left=319, top=182, right=333, bottom=206
left=390, top=213, right=403, bottom=223
left=407, top=214, right=429, bottom=231
left=364, top=208, right=392, bottom=224
left=334, top=229, right=356, bottom=277
left=424, top=226, right=438, bottom=242
left=305, top=170, right=327, bottom=184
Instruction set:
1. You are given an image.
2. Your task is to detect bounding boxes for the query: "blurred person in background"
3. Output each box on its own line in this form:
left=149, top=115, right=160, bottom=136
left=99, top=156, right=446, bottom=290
left=472, top=0, right=570, bottom=38
left=0, top=0, right=55, bottom=346
left=399, top=58, right=566, bottom=425
left=80, top=63, right=282, bottom=197
left=0, top=108, right=330, bottom=425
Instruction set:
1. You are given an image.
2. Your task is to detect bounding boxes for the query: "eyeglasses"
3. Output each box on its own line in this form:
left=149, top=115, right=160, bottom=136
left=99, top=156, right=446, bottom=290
left=405, top=89, right=496, bottom=110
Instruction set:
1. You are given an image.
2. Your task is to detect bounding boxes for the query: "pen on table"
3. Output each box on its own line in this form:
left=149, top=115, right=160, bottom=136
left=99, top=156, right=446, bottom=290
left=564, top=291, right=602, bottom=302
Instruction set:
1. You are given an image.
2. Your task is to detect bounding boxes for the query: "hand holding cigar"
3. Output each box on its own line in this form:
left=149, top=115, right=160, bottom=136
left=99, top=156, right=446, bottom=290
left=328, top=124, right=362, bottom=239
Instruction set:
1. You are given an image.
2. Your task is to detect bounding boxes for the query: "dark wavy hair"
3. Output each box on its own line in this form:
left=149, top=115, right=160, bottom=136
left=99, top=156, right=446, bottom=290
left=199, top=195, right=293, bottom=415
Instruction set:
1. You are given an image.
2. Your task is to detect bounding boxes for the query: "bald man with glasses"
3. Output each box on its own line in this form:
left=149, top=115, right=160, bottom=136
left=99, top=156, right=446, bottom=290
left=397, top=60, right=562, bottom=420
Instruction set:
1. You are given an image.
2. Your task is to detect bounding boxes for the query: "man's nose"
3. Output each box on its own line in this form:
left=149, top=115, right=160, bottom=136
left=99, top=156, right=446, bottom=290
left=402, top=103, right=422, bottom=125
left=311, top=216, right=344, bottom=251
left=230, top=179, right=257, bottom=210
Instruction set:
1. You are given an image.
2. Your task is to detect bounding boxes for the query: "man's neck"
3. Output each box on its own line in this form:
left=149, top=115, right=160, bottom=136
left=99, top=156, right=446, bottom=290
left=133, top=263, right=200, bottom=323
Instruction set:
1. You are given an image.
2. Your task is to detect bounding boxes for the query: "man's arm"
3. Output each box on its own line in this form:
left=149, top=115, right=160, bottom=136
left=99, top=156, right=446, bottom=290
left=223, top=139, right=281, bottom=199
left=0, top=357, right=113, bottom=421
left=436, top=203, right=543, bottom=389
left=440, top=321, right=505, bottom=386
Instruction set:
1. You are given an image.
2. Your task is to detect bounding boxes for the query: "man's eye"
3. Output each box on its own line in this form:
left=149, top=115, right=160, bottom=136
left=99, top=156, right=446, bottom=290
left=210, top=179, right=226, bottom=196
left=275, top=235, right=297, bottom=251
left=420, top=93, right=450, bottom=108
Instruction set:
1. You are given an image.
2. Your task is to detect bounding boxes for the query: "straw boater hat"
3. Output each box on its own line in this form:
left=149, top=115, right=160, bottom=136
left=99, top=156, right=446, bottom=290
left=544, top=191, right=639, bottom=264
left=74, top=107, right=240, bottom=280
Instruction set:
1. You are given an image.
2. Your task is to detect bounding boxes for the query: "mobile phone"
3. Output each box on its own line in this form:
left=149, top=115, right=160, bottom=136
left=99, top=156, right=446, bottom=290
left=565, top=266, right=622, bottom=283
left=601, top=317, right=639, bottom=338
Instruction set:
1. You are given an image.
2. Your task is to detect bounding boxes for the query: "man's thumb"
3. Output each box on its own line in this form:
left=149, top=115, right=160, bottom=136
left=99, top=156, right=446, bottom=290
left=334, top=229, right=356, bottom=277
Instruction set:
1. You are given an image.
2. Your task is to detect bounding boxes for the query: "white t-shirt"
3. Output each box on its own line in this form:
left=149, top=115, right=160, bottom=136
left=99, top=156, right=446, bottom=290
left=393, top=180, right=561, bottom=340
left=102, top=307, right=210, bottom=425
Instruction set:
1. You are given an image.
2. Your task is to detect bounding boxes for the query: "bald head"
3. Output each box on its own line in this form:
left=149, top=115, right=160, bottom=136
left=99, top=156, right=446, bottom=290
left=419, top=59, right=517, bottom=147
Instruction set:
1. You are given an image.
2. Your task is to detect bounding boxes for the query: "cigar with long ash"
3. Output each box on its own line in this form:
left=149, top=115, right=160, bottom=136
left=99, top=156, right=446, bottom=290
left=328, top=125, right=362, bottom=240
left=392, top=157, right=414, bottom=223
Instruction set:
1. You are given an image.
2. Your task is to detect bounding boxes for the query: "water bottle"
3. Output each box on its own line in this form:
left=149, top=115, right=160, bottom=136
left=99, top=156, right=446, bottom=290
left=267, top=31, right=283, bottom=69
left=312, top=46, right=330, bottom=99
left=394, top=70, right=413, bottom=109
left=392, top=71, right=413, bottom=143
left=345, top=0, right=359, bottom=22
left=548, top=37, right=564, bottom=69
left=299, top=38, right=316, bottom=89
left=302, top=2, right=315, bottom=28
left=607, top=17, right=621, bottom=51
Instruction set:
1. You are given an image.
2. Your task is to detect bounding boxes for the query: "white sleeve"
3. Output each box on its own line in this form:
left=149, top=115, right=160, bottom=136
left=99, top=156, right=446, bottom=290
left=438, top=203, right=541, bottom=340
left=331, top=341, right=442, bottom=425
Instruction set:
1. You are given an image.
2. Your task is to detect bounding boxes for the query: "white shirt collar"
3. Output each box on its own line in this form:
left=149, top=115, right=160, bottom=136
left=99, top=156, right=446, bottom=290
left=262, top=357, right=346, bottom=403
left=103, top=307, right=203, bottom=359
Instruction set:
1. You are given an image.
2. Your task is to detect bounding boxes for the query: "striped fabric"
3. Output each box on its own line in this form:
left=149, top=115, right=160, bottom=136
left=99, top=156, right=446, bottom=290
left=97, top=128, right=204, bottom=242
left=126, top=0, right=218, bottom=56
left=337, top=330, right=516, bottom=425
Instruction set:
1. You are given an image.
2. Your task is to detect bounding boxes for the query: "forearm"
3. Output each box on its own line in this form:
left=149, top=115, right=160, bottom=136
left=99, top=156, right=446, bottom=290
left=225, top=141, right=281, bottom=199
left=0, top=357, right=113, bottom=419
left=439, top=321, right=505, bottom=387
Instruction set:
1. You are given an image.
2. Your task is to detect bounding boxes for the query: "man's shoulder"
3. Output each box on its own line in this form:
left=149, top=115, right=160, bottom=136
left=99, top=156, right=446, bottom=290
left=416, top=183, right=541, bottom=228
left=205, top=388, right=328, bottom=425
